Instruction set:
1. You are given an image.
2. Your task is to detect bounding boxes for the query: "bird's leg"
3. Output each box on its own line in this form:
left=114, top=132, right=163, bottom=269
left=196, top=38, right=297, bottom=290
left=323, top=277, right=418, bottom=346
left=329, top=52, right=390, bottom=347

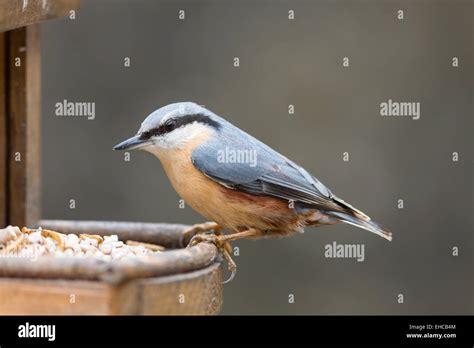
left=188, top=228, right=264, bottom=250
left=216, top=228, right=266, bottom=243
left=188, top=228, right=264, bottom=283
left=179, top=221, right=223, bottom=248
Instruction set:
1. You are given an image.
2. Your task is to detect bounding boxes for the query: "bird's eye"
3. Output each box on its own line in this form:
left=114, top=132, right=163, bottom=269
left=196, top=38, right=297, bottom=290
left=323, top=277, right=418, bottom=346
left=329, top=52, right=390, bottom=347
left=163, top=119, right=175, bottom=133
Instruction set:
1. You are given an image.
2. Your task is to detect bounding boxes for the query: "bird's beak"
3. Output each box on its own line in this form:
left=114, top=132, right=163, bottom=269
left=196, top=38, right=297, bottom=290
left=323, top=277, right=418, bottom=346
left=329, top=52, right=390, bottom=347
left=113, top=135, right=150, bottom=151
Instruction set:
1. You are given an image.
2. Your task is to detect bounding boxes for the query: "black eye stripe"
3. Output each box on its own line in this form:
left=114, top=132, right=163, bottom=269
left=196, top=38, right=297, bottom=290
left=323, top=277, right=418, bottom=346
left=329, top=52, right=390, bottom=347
left=139, top=113, right=220, bottom=140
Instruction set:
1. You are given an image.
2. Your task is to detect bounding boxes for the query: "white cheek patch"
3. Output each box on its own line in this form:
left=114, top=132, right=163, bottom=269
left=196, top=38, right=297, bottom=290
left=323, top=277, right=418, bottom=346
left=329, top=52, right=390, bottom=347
left=157, top=122, right=211, bottom=150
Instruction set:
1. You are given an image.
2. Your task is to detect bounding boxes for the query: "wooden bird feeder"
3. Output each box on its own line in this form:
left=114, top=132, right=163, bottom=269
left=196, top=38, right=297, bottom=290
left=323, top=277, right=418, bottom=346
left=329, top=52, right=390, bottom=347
left=0, top=0, right=223, bottom=315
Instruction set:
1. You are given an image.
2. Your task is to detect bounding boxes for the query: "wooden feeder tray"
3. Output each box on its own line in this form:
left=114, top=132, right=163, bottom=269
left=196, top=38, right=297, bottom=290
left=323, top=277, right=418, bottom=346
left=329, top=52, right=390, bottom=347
left=0, top=220, right=223, bottom=315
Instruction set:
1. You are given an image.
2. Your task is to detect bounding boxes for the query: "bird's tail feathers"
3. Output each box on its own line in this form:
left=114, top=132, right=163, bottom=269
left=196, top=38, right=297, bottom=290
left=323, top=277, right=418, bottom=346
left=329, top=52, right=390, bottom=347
left=332, top=195, right=370, bottom=221
left=324, top=210, right=393, bottom=241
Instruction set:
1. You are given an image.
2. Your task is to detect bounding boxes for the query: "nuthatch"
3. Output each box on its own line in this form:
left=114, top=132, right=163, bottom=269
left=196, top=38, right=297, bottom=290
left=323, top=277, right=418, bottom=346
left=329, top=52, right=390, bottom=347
left=114, top=102, right=392, bottom=282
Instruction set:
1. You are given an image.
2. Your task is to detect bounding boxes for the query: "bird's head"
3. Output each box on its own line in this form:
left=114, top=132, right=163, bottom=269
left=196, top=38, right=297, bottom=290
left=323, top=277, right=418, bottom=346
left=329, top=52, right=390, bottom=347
left=113, top=102, right=221, bottom=154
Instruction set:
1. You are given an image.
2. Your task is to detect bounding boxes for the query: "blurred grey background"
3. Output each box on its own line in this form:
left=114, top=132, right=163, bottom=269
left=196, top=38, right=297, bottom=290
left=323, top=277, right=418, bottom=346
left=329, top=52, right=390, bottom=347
left=40, top=0, right=473, bottom=314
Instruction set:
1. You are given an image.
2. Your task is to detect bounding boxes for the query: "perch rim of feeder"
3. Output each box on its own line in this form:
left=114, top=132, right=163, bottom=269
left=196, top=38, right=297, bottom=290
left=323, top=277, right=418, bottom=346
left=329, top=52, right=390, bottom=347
left=0, top=220, right=221, bottom=284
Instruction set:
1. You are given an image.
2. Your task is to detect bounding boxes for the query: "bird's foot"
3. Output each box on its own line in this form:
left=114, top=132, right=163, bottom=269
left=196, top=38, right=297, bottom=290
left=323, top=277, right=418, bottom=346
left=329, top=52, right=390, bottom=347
left=187, top=232, right=236, bottom=284
left=179, top=221, right=222, bottom=248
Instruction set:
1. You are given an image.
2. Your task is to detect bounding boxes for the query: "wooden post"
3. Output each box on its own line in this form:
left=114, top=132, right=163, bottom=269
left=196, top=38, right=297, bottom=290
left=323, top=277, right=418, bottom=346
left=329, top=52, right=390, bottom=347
left=6, top=25, right=41, bottom=227
left=0, top=0, right=81, bottom=229
left=0, top=33, right=6, bottom=228
left=0, top=0, right=81, bottom=32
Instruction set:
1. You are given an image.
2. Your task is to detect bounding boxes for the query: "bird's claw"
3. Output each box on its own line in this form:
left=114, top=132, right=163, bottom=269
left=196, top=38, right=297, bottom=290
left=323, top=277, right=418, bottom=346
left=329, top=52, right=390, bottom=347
left=187, top=232, right=236, bottom=284
left=221, top=249, right=237, bottom=284
left=188, top=233, right=221, bottom=247
left=179, top=222, right=222, bottom=248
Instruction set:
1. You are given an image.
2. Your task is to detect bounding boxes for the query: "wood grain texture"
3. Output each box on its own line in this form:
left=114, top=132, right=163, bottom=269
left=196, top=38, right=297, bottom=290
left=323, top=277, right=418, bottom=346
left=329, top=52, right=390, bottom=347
left=138, top=262, right=223, bottom=315
left=0, top=278, right=111, bottom=315
left=0, top=0, right=81, bottom=32
left=0, top=33, right=6, bottom=228
left=7, top=25, right=41, bottom=227
left=0, top=263, right=223, bottom=315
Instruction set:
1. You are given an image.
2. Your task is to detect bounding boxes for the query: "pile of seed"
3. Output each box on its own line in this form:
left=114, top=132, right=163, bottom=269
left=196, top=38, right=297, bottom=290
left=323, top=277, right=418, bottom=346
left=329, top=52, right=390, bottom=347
left=0, top=225, right=164, bottom=261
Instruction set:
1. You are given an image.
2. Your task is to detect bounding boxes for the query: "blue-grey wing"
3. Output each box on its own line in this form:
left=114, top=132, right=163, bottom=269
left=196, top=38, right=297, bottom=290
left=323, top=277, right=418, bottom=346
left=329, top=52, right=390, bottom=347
left=191, top=126, right=348, bottom=212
